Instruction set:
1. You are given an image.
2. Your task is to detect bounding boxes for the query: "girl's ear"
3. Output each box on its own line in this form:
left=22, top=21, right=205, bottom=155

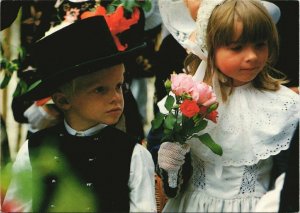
left=52, top=92, right=71, bottom=111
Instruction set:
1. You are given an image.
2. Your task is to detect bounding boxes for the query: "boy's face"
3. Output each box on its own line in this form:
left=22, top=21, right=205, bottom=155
left=63, top=64, right=125, bottom=131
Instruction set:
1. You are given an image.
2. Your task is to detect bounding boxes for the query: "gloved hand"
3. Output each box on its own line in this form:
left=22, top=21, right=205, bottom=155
left=24, top=103, right=60, bottom=133
left=158, top=142, right=190, bottom=188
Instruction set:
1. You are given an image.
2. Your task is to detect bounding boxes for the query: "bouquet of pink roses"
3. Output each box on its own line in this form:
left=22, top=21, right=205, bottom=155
left=152, top=73, right=222, bottom=156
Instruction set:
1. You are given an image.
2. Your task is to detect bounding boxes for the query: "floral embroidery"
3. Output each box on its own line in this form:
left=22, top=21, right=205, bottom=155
left=239, top=165, right=257, bottom=195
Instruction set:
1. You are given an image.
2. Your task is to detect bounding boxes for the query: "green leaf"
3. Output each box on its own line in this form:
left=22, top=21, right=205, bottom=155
left=187, top=120, right=208, bottom=137
left=151, top=112, right=165, bottom=130
left=106, top=5, right=116, bottom=13
left=164, top=113, right=176, bottom=130
left=123, top=2, right=135, bottom=12
left=182, top=116, right=194, bottom=130
left=7, top=61, right=18, bottom=73
left=197, top=133, right=223, bottom=156
left=27, top=80, right=41, bottom=91
left=195, top=119, right=207, bottom=130
left=208, top=102, right=219, bottom=113
left=18, top=46, right=26, bottom=61
left=1, top=58, right=8, bottom=69
left=19, top=80, right=28, bottom=94
left=142, top=0, right=152, bottom=12
left=13, top=83, right=22, bottom=97
left=0, top=74, right=11, bottom=89
left=164, top=95, right=175, bottom=111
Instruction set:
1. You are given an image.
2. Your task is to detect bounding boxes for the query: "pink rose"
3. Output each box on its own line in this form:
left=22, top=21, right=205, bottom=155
left=171, top=73, right=194, bottom=96
left=180, top=100, right=200, bottom=118
left=191, top=82, right=217, bottom=106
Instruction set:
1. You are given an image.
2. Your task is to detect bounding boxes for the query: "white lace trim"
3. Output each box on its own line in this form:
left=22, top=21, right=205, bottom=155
left=158, top=0, right=195, bottom=47
left=195, top=0, right=226, bottom=56
left=188, top=83, right=299, bottom=166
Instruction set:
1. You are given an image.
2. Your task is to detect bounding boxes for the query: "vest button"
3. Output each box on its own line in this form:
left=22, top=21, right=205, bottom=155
left=93, top=137, right=100, bottom=141
left=86, top=182, right=93, bottom=187
left=88, top=157, right=96, bottom=162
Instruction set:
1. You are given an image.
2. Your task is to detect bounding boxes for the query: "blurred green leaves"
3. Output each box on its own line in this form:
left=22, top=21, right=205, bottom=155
left=106, top=0, right=152, bottom=13
left=0, top=44, right=28, bottom=97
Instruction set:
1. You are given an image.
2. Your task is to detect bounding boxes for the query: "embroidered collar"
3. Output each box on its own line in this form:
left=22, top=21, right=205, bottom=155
left=64, top=120, right=107, bottom=137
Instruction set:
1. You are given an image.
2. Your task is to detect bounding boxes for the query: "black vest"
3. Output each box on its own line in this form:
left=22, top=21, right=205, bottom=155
left=28, top=123, right=137, bottom=212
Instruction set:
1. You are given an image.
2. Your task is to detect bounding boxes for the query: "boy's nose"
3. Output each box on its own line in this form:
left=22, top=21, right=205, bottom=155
left=111, top=90, right=123, bottom=102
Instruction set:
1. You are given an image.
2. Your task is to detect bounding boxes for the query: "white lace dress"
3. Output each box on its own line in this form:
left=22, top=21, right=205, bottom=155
left=163, top=83, right=299, bottom=212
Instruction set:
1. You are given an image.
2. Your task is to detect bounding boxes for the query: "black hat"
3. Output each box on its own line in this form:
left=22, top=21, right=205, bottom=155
left=17, top=15, right=145, bottom=101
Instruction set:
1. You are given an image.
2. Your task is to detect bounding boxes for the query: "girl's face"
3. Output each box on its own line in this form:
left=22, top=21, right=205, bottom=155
left=66, top=64, right=125, bottom=131
left=215, top=20, right=269, bottom=86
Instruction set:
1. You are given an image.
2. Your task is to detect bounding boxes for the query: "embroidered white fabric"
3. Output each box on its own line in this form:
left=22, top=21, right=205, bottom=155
left=163, top=157, right=273, bottom=212
left=187, top=81, right=299, bottom=167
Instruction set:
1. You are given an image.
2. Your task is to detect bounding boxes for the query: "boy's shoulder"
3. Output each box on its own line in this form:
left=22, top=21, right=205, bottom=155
left=99, top=125, right=138, bottom=147
left=27, top=123, right=138, bottom=148
left=27, top=122, right=65, bottom=148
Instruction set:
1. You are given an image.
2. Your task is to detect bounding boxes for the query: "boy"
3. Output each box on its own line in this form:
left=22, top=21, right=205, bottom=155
left=2, top=16, right=156, bottom=212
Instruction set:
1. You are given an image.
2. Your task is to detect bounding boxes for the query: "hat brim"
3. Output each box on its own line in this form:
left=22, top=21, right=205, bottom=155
left=17, top=42, right=146, bottom=102
left=158, top=0, right=280, bottom=52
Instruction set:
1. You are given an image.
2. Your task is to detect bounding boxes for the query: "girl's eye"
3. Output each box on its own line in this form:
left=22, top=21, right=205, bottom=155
left=255, top=41, right=267, bottom=49
left=230, top=44, right=243, bottom=51
left=95, top=87, right=105, bottom=93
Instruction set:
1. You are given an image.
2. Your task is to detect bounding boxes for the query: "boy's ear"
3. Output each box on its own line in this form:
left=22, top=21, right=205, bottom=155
left=51, top=92, right=71, bottom=110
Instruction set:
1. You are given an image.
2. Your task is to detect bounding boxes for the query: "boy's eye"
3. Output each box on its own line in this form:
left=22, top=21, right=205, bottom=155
left=117, top=83, right=123, bottom=90
left=121, top=82, right=129, bottom=93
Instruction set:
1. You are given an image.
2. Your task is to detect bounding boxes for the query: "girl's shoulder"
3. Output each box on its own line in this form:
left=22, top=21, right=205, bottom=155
left=270, top=85, right=299, bottom=112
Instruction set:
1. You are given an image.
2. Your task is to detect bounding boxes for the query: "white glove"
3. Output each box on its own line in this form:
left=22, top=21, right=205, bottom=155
left=24, top=104, right=60, bottom=133
left=158, top=142, right=190, bottom=188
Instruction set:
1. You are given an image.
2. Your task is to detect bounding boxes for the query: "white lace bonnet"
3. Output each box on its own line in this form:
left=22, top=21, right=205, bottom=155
left=158, top=0, right=281, bottom=61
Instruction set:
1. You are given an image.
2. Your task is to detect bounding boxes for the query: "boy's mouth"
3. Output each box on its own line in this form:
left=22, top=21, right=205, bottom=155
left=107, top=107, right=123, bottom=113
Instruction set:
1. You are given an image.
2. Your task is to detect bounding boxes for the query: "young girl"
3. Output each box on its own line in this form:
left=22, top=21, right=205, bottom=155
left=2, top=16, right=156, bottom=212
left=157, top=0, right=299, bottom=212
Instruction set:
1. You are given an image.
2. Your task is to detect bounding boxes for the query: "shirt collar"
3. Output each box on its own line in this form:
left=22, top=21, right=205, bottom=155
left=64, top=120, right=107, bottom=137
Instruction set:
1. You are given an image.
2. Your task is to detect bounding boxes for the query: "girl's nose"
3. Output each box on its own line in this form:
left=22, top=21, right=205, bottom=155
left=244, top=46, right=258, bottom=62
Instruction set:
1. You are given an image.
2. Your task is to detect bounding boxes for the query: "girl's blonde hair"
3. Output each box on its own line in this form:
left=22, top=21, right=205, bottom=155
left=187, top=0, right=287, bottom=102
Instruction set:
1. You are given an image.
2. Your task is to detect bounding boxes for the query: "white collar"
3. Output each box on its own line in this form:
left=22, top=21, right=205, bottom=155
left=64, top=120, right=107, bottom=137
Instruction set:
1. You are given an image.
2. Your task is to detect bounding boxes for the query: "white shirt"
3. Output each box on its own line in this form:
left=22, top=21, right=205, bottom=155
left=3, top=122, right=157, bottom=212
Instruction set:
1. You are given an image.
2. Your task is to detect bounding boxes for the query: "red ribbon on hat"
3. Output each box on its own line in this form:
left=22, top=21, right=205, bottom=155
left=81, top=5, right=140, bottom=51
left=35, top=96, right=51, bottom=106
